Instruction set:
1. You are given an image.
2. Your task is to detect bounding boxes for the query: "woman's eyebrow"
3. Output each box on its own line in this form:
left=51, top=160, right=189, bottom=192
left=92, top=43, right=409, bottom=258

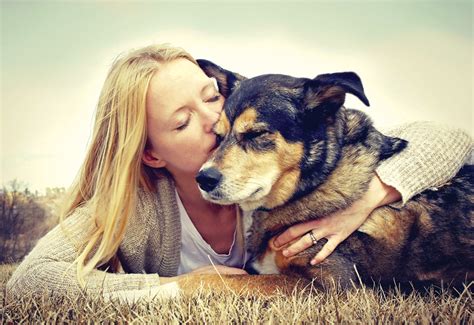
left=200, top=78, right=217, bottom=95
left=167, top=106, right=188, bottom=128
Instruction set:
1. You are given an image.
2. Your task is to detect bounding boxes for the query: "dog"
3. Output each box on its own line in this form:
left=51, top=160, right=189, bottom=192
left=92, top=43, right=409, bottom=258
left=194, top=59, right=474, bottom=290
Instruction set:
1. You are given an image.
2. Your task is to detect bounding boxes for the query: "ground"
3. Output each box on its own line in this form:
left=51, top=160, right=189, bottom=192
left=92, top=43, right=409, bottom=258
left=1, top=263, right=472, bottom=323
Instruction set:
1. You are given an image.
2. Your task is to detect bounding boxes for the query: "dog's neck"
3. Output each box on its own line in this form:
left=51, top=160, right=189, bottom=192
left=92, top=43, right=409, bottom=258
left=256, top=108, right=381, bottom=232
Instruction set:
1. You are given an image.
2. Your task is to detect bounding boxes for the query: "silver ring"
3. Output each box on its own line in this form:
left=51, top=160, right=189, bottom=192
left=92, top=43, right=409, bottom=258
left=308, top=230, right=318, bottom=245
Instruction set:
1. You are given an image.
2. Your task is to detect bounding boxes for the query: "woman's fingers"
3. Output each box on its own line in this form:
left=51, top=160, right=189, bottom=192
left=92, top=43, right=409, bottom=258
left=282, top=228, right=325, bottom=257
left=280, top=232, right=312, bottom=257
left=310, top=236, right=339, bottom=265
left=273, top=219, right=321, bottom=248
left=280, top=231, right=341, bottom=265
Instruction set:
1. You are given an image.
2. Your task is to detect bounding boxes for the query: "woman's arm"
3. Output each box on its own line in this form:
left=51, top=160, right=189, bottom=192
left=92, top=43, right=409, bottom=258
left=6, top=206, right=166, bottom=302
left=376, top=121, right=472, bottom=205
left=6, top=205, right=249, bottom=304
left=273, top=121, right=473, bottom=263
left=273, top=174, right=400, bottom=264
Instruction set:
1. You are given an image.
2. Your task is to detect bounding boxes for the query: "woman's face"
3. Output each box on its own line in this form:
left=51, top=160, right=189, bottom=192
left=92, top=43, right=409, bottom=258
left=143, top=58, right=224, bottom=178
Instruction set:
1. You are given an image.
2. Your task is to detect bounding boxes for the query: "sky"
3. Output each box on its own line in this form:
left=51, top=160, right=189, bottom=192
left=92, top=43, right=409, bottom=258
left=1, top=1, right=472, bottom=192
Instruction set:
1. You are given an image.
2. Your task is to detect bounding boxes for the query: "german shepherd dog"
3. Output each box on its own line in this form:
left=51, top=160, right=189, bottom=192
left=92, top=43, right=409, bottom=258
left=194, top=59, right=473, bottom=290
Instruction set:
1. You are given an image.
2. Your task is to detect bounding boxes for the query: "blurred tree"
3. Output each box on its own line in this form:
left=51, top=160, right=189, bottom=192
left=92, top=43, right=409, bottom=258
left=0, top=180, right=59, bottom=263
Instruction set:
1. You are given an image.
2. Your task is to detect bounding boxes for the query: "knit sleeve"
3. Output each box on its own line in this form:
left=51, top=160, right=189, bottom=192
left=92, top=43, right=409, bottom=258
left=376, top=121, right=473, bottom=206
left=5, top=206, right=173, bottom=303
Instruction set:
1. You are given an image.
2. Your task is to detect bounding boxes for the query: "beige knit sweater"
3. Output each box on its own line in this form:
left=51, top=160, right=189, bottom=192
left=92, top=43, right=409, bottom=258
left=6, top=122, right=473, bottom=301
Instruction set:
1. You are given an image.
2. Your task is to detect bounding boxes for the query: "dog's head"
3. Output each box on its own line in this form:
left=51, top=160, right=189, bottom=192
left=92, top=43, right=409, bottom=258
left=195, top=60, right=400, bottom=211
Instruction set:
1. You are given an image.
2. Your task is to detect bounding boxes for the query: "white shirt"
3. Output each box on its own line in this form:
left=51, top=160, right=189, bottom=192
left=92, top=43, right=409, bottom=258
left=176, top=191, right=253, bottom=275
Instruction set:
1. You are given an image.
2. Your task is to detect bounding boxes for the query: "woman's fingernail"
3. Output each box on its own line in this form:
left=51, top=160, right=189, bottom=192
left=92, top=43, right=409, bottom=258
left=282, top=250, right=289, bottom=256
left=310, top=259, right=316, bottom=265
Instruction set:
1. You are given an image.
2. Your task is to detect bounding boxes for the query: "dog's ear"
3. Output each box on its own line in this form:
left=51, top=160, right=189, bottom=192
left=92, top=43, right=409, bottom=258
left=303, top=72, right=370, bottom=115
left=197, top=59, right=247, bottom=98
left=379, top=136, right=408, bottom=160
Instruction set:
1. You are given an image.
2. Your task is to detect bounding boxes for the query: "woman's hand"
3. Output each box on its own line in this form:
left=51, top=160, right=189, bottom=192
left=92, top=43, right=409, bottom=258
left=190, top=265, right=248, bottom=275
left=273, top=174, right=401, bottom=265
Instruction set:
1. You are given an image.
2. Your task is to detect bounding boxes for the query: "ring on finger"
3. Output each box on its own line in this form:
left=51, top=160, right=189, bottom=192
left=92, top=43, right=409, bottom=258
left=308, top=230, right=318, bottom=245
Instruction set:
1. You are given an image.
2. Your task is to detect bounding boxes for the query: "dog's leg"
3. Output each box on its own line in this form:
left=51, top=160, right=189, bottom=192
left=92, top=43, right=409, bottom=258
left=175, top=274, right=309, bottom=297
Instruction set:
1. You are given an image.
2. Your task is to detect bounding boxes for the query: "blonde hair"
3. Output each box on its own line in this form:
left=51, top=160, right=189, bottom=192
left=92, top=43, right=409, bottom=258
left=60, top=44, right=196, bottom=287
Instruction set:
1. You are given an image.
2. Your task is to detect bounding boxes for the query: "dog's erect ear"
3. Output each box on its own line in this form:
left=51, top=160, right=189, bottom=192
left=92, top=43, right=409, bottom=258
left=304, top=72, right=370, bottom=115
left=379, top=136, right=408, bottom=160
left=197, top=59, right=246, bottom=98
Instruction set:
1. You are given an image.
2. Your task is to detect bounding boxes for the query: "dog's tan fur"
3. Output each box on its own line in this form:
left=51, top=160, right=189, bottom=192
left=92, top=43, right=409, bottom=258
left=176, top=273, right=308, bottom=297
left=264, top=132, right=304, bottom=209
left=214, top=111, right=231, bottom=135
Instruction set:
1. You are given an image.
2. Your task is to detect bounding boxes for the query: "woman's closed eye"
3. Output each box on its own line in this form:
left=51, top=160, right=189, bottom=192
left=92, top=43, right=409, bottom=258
left=205, top=93, right=221, bottom=103
left=176, top=116, right=190, bottom=131
left=175, top=93, right=221, bottom=131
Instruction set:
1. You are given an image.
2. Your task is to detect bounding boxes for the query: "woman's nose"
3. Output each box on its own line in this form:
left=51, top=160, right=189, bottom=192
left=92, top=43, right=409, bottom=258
left=200, top=107, right=221, bottom=133
left=203, top=112, right=220, bottom=133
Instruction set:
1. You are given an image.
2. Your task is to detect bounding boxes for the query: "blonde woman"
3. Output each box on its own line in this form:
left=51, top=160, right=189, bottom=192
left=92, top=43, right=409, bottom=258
left=7, top=44, right=472, bottom=301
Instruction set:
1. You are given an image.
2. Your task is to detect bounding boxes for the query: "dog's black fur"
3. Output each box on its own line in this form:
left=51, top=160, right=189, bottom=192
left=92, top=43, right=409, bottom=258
left=196, top=59, right=473, bottom=289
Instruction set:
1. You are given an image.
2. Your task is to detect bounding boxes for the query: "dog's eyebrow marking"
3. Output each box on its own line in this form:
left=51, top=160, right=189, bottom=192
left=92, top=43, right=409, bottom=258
left=234, top=107, right=258, bottom=134
left=246, top=123, right=268, bottom=132
left=213, top=111, right=230, bottom=135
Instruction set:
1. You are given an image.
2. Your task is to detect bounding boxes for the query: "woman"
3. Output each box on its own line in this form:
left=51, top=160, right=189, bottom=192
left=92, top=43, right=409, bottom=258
left=7, top=44, right=472, bottom=300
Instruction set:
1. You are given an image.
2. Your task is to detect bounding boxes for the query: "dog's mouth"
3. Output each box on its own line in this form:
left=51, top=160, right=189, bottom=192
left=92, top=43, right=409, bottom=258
left=200, top=185, right=266, bottom=209
left=197, top=162, right=278, bottom=211
left=200, top=190, right=236, bottom=206
left=250, top=187, right=263, bottom=197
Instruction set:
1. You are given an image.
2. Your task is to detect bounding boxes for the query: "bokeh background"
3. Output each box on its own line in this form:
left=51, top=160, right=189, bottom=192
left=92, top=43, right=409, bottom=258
left=1, top=1, right=472, bottom=192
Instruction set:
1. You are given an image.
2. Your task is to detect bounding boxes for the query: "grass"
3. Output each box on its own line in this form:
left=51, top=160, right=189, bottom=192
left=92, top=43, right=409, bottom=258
left=1, top=263, right=472, bottom=324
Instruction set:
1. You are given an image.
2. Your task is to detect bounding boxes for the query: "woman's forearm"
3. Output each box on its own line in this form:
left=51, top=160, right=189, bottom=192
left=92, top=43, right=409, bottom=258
left=376, top=121, right=472, bottom=205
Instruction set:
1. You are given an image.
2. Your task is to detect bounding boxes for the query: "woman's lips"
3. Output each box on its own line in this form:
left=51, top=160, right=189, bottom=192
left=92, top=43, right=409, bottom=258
left=209, top=137, right=220, bottom=153
left=209, top=141, right=219, bottom=154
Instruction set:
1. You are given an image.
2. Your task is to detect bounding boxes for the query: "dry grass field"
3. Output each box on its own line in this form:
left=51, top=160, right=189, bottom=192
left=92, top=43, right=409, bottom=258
left=1, top=263, right=472, bottom=324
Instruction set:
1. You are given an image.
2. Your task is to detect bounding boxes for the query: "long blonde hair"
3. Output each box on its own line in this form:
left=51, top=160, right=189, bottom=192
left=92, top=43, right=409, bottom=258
left=60, top=44, right=196, bottom=287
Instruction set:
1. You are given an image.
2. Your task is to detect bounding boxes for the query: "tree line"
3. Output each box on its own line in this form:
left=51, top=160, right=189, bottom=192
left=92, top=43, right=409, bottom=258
left=0, top=180, right=64, bottom=263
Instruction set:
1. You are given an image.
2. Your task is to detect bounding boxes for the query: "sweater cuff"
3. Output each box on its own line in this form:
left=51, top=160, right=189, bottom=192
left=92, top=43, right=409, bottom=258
left=376, top=121, right=473, bottom=207
left=100, top=273, right=175, bottom=303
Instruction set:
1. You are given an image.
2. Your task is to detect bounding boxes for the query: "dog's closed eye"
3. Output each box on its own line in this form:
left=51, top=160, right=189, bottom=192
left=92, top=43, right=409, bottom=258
left=242, top=130, right=270, bottom=142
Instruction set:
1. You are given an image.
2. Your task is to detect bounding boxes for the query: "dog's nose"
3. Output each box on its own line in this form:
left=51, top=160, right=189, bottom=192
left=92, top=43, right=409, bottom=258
left=196, top=168, right=222, bottom=192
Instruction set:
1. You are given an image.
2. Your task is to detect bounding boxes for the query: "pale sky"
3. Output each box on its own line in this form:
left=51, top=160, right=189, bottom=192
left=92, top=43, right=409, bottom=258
left=1, top=1, right=472, bottom=192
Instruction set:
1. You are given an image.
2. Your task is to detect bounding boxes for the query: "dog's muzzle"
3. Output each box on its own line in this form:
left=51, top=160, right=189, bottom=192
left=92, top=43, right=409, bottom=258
left=196, top=167, right=222, bottom=192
